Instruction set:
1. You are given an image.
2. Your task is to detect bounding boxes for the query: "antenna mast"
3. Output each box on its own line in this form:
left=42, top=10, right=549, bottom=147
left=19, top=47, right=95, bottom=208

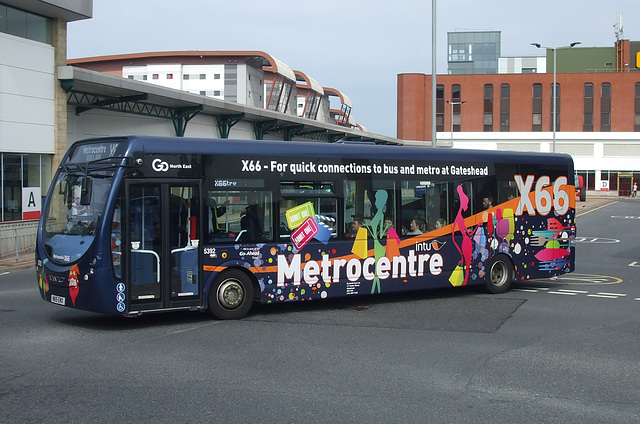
left=614, top=12, right=624, bottom=41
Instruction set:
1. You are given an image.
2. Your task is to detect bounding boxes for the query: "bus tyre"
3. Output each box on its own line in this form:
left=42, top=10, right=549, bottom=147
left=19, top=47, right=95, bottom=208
left=208, top=270, right=254, bottom=319
left=580, top=191, right=586, bottom=202
left=485, top=254, right=513, bottom=294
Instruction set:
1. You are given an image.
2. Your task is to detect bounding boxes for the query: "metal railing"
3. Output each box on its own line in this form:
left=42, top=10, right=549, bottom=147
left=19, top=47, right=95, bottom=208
left=0, top=221, right=37, bottom=264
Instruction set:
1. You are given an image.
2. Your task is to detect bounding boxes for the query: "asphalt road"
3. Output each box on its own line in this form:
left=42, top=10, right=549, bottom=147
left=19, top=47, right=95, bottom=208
left=1, top=198, right=639, bottom=423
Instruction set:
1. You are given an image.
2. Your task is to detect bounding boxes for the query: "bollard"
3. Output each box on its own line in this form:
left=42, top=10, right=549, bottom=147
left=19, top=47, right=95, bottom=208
left=14, top=228, right=19, bottom=262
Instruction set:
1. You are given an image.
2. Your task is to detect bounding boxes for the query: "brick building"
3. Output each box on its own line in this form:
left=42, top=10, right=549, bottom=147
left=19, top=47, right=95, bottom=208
left=398, top=35, right=640, bottom=194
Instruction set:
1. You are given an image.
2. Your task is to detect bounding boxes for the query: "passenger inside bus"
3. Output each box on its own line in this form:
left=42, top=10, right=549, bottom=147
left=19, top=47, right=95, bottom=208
left=208, top=197, right=228, bottom=235
left=347, top=215, right=364, bottom=238
left=240, top=193, right=263, bottom=241
left=482, top=195, right=494, bottom=210
left=406, top=217, right=424, bottom=235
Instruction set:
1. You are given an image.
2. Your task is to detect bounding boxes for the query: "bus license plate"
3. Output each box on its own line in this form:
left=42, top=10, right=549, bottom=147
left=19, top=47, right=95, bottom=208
left=51, top=294, right=66, bottom=306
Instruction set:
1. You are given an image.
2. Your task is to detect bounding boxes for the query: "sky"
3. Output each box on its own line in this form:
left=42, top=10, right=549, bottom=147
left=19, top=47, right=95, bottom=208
left=67, top=0, right=640, bottom=138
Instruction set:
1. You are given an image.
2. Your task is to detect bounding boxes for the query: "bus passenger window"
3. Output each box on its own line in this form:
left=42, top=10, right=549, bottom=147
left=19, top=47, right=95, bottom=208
left=400, top=180, right=449, bottom=234
left=280, top=182, right=337, bottom=241
left=495, top=163, right=518, bottom=203
left=207, top=189, right=272, bottom=243
left=239, top=192, right=264, bottom=242
left=344, top=179, right=395, bottom=240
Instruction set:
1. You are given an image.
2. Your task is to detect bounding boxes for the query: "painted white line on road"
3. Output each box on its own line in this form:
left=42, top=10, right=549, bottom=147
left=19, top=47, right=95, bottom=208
left=597, top=292, right=627, bottom=297
left=0, top=271, right=9, bottom=276
left=557, top=289, right=589, bottom=294
left=549, top=291, right=577, bottom=296
left=629, top=262, right=640, bottom=267
left=587, top=294, right=619, bottom=299
left=514, top=289, right=539, bottom=293
left=577, top=200, right=617, bottom=217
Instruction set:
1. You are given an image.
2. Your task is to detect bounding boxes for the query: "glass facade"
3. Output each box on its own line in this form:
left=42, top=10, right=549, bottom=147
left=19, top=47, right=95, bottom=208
left=0, top=4, right=51, bottom=44
left=448, top=31, right=501, bottom=74
left=1, top=153, right=52, bottom=222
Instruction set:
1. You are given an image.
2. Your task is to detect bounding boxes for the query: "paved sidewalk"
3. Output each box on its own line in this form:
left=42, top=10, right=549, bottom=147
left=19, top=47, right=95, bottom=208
left=0, top=251, right=34, bottom=271
left=576, top=192, right=639, bottom=215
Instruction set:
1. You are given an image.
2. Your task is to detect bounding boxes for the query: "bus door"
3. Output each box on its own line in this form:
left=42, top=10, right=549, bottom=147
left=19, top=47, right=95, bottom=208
left=125, top=181, right=202, bottom=311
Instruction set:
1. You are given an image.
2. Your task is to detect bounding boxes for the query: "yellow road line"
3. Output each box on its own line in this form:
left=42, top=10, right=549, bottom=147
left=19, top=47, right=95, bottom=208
left=577, top=200, right=618, bottom=217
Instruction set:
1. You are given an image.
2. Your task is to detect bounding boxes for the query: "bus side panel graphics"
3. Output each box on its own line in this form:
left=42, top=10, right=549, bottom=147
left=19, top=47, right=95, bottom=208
left=249, top=178, right=575, bottom=304
left=512, top=175, right=575, bottom=278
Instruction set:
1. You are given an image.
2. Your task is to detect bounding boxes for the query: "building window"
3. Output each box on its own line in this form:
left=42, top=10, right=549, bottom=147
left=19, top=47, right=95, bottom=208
left=127, top=75, right=134, bottom=79
left=601, top=82, right=611, bottom=132
left=152, top=74, right=159, bottom=80
left=1, top=153, right=52, bottom=222
left=214, top=74, right=221, bottom=79
left=577, top=170, right=596, bottom=191
left=635, top=83, right=640, bottom=132
left=183, top=74, right=190, bottom=80
left=500, top=83, right=510, bottom=132
left=200, top=91, right=206, bottom=96
left=599, top=170, right=621, bottom=191
left=436, top=85, right=445, bottom=132
left=0, top=5, right=52, bottom=44
left=550, top=83, right=560, bottom=132
left=483, top=84, right=493, bottom=132
left=214, top=90, right=221, bottom=96
left=200, top=74, right=206, bottom=80
left=451, top=84, right=462, bottom=132
left=167, top=74, right=173, bottom=79
left=532, top=83, right=542, bottom=131
left=143, top=75, right=147, bottom=81
left=584, top=83, right=594, bottom=132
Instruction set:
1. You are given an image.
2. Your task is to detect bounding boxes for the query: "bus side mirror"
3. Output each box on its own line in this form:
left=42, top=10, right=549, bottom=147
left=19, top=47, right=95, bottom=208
left=80, top=177, right=92, bottom=205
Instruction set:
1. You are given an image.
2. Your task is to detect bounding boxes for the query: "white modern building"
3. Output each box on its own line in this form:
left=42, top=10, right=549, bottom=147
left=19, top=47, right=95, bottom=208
left=0, top=1, right=91, bottom=232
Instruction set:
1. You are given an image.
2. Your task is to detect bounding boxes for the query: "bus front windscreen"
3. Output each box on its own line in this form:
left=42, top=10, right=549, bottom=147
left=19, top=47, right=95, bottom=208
left=43, top=170, right=113, bottom=264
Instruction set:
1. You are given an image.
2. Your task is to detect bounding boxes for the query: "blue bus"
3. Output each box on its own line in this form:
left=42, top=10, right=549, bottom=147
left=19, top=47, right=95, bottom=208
left=36, top=136, right=576, bottom=319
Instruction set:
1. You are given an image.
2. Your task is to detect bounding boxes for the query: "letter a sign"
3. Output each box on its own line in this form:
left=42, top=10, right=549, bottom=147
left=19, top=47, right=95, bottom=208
left=22, top=187, right=41, bottom=220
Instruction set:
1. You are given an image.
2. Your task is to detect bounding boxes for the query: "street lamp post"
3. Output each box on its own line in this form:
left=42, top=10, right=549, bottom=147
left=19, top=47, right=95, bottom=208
left=431, top=0, right=437, bottom=148
left=531, top=42, right=581, bottom=153
left=446, top=100, right=466, bottom=145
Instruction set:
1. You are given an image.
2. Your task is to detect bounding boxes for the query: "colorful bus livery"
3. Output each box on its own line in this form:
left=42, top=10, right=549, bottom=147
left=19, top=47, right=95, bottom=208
left=36, top=136, right=576, bottom=319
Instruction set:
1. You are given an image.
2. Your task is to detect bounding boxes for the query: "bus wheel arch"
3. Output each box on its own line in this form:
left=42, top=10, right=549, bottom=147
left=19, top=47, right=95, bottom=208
left=484, top=254, right=513, bottom=294
left=207, top=268, right=256, bottom=319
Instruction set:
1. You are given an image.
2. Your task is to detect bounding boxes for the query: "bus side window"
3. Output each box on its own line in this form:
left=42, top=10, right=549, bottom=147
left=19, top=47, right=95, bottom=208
left=400, top=180, right=428, bottom=235
left=239, top=192, right=264, bottom=242
left=208, top=190, right=273, bottom=243
left=425, top=182, right=449, bottom=230
left=451, top=181, right=474, bottom=219
left=345, top=179, right=395, bottom=239
left=495, top=163, right=518, bottom=203
left=280, top=182, right=337, bottom=240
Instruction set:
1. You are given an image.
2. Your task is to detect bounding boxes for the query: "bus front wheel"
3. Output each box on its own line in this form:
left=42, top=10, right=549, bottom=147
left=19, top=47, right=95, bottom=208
left=208, top=269, right=254, bottom=319
left=485, top=254, right=513, bottom=294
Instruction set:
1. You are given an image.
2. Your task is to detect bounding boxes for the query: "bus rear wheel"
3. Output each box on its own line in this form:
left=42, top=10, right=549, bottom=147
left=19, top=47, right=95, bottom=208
left=208, top=269, right=254, bottom=319
left=485, top=254, right=513, bottom=294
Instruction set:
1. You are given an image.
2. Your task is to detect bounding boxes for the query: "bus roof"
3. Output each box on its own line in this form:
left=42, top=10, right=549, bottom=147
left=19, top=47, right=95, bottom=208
left=70, top=135, right=574, bottom=167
